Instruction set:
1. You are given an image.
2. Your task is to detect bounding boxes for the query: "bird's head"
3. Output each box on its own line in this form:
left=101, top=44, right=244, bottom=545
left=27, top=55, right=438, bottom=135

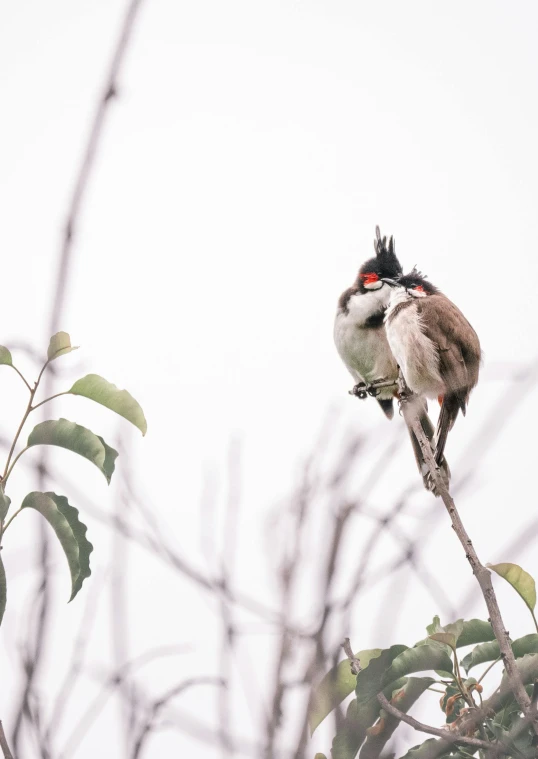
left=356, top=226, right=403, bottom=294
left=382, top=267, right=439, bottom=298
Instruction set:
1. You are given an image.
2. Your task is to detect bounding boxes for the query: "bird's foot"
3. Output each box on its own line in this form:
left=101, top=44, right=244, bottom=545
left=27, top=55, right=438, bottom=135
left=350, top=382, right=368, bottom=399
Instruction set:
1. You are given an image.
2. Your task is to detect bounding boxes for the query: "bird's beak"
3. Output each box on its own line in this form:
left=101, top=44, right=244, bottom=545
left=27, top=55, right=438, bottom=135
left=381, top=277, right=399, bottom=287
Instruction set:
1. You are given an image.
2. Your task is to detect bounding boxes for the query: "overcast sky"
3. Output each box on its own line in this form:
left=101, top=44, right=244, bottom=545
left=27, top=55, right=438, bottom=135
left=1, top=1, right=538, bottom=757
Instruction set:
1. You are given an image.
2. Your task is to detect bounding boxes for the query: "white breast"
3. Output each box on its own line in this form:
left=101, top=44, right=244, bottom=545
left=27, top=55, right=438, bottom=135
left=385, top=293, right=444, bottom=398
left=334, top=289, right=398, bottom=397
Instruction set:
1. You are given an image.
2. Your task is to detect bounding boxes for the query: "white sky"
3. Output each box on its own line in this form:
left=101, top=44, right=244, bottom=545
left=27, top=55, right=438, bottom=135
left=1, top=1, right=538, bottom=756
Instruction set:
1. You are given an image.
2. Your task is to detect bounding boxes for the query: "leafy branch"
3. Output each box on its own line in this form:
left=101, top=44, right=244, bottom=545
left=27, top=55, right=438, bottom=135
left=0, top=331, right=146, bottom=625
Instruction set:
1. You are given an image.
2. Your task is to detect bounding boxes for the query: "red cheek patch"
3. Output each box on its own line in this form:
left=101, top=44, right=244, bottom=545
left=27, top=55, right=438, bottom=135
left=361, top=272, right=379, bottom=285
left=414, top=285, right=425, bottom=292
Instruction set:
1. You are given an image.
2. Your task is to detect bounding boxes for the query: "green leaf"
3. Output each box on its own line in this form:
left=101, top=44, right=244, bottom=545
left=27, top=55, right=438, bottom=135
left=47, top=332, right=78, bottom=361
left=429, top=633, right=457, bottom=650
left=27, top=419, right=118, bottom=483
left=456, top=619, right=495, bottom=648
left=314, top=755, right=328, bottom=759
left=0, top=346, right=13, bottom=366
left=0, top=553, right=6, bottom=626
left=359, top=677, right=434, bottom=759
left=355, top=645, right=408, bottom=707
left=381, top=644, right=453, bottom=687
left=462, top=634, right=538, bottom=674
left=69, top=374, right=147, bottom=436
left=488, top=562, right=536, bottom=613
left=0, top=484, right=11, bottom=521
left=400, top=738, right=455, bottom=759
left=309, top=649, right=382, bottom=735
left=22, top=491, right=93, bottom=601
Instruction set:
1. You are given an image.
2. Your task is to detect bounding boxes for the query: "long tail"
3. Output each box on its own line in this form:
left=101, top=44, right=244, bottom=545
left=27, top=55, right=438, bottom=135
left=435, top=394, right=461, bottom=466
left=407, top=396, right=451, bottom=496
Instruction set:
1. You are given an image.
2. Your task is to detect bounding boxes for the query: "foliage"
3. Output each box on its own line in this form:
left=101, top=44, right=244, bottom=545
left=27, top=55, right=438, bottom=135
left=0, top=332, right=146, bottom=625
left=311, top=573, right=538, bottom=759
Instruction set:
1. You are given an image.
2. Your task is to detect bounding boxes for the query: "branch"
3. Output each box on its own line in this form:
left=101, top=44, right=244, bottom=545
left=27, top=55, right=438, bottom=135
left=0, top=722, right=14, bottom=759
left=342, top=638, right=361, bottom=675
left=377, top=693, right=504, bottom=754
left=398, top=382, right=538, bottom=735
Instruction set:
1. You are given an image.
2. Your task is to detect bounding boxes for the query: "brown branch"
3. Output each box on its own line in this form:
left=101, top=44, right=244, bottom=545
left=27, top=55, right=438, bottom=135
left=0, top=722, right=14, bottom=759
left=377, top=692, right=505, bottom=754
left=398, top=382, right=538, bottom=735
left=342, top=638, right=361, bottom=675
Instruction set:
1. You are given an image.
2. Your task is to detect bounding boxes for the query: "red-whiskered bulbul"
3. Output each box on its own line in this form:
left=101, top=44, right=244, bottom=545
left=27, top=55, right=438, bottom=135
left=334, top=228, right=449, bottom=492
left=383, top=269, right=481, bottom=468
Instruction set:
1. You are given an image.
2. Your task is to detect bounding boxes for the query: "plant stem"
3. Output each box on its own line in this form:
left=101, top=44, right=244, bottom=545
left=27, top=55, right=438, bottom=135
left=0, top=721, right=14, bottom=759
left=31, top=391, right=70, bottom=413
left=531, top=610, right=538, bottom=635
left=10, top=364, right=32, bottom=392
left=478, top=657, right=502, bottom=685
left=2, top=507, right=24, bottom=535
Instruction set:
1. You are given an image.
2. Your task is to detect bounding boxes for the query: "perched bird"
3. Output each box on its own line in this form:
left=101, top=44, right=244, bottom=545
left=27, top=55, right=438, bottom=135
left=334, top=227, right=402, bottom=419
left=334, top=228, right=449, bottom=492
left=383, top=268, right=481, bottom=467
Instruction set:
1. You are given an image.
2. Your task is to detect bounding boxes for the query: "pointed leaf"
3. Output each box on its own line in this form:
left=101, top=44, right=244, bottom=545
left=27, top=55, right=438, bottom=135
left=426, top=616, right=442, bottom=636
left=429, top=633, right=457, bottom=650
left=309, top=649, right=382, bottom=734
left=0, top=484, right=11, bottom=521
left=382, top=644, right=453, bottom=687
left=456, top=619, right=495, bottom=648
left=400, top=738, right=454, bottom=759
left=0, top=553, right=6, bottom=626
left=0, top=346, right=13, bottom=366
left=47, top=332, right=78, bottom=361
left=21, top=491, right=93, bottom=601
left=27, top=419, right=118, bottom=483
left=462, top=633, right=538, bottom=673
left=69, top=374, right=147, bottom=435
left=359, top=677, right=434, bottom=759
left=355, top=645, right=408, bottom=707
left=488, top=562, right=536, bottom=612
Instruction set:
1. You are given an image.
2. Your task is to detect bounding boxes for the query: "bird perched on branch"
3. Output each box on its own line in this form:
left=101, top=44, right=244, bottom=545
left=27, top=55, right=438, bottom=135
left=383, top=268, right=481, bottom=468
left=334, top=228, right=449, bottom=492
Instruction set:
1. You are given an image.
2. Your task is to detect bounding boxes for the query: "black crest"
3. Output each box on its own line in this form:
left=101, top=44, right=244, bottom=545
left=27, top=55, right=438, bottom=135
left=373, top=226, right=402, bottom=278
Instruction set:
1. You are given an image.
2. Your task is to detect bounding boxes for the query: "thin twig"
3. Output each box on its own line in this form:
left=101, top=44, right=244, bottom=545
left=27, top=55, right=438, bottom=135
left=0, top=722, right=14, bottom=759
left=342, top=638, right=361, bottom=675
left=399, top=384, right=538, bottom=735
left=377, top=692, right=504, bottom=754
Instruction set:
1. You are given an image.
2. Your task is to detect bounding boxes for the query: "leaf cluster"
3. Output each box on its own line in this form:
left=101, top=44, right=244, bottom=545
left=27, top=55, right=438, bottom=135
left=311, top=565, right=538, bottom=758
left=0, top=332, right=146, bottom=624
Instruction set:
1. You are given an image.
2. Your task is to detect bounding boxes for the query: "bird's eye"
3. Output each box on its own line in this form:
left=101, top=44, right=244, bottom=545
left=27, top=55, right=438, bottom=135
left=360, top=272, right=379, bottom=285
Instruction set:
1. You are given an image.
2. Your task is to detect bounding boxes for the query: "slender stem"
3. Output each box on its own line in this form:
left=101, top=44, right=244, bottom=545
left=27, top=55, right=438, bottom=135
left=478, top=657, right=502, bottom=685
left=3, top=449, right=29, bottom=486
left=2, top=507, right=24, bottom=535
left=399, top=382, right=538, bottom=735
left=31, top=391, right=70, bottom=413
left=0, top=721, right=14, bottom=759
left=9, top=365, right=32, bottom=392
left=531, top=610, right=538, bottom=635
left=2, top=358, right=51, bottom=481
left=3, top=395, right=35, bottom=480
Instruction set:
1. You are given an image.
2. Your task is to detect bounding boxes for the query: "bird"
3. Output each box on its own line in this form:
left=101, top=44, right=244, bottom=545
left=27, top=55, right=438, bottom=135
left=334, top=228, right=449, bottom=492
left=383, top=268, right=481, bottom=469
left=334, top=226, right=402, bottom=419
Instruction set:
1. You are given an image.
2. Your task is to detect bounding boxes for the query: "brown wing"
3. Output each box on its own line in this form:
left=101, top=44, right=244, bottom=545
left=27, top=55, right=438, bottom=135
left=417, top=294, right=481, bottom=408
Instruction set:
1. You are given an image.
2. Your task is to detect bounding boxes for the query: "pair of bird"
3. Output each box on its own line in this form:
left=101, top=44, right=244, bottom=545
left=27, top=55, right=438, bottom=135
left=334, top=227, right=481, bottom=493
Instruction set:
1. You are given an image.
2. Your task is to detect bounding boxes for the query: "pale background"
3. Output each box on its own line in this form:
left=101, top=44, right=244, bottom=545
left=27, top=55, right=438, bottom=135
left=0, top=1, right=537, bottom=757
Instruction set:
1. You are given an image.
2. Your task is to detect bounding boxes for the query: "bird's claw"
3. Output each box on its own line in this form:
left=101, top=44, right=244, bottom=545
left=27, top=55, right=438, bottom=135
left=350, top=382, right=368, bottom=399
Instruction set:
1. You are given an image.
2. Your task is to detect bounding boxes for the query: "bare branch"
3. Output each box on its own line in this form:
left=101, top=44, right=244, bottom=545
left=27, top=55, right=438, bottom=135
left=377, top=692, right=504, bottom=754
left=399, top=383, right=538, bottom=735
left=342, top=638, right=361, bottom=675
left=0, top=722, right=14, bottom=759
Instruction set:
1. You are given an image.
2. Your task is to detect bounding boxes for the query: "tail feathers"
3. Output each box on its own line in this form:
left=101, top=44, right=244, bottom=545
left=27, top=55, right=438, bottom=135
left=406, top=398, right=450, bottom=496
left=377, top=398, right=394, bottom=420
left=435, top=395, right=460, bottom=465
